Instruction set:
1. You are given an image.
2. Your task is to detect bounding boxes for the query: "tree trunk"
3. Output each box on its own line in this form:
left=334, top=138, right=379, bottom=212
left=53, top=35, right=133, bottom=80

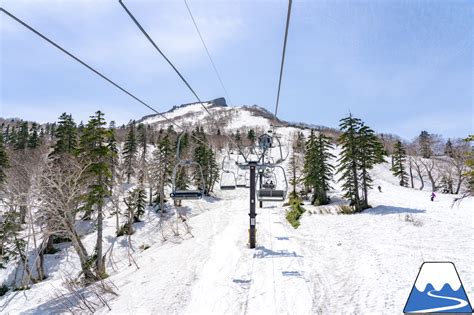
left=455, top=176, right=464, bottom=194
left=149, top=186, right=153, bottom=206
left=96, top=201, right=105, bottom=278
left=19, top=205, right=27, bottom=224
left=426, top=169, right=436, bottom=192
left=409, top=159, right=414, bottom=188
left=66, top=221, right=96, bottom=283
left=352, top=161, right=361, bottom=211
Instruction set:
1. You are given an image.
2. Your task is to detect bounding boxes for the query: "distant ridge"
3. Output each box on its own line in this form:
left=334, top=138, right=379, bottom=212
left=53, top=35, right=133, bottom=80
left=137, top=97, right=227, bottom=123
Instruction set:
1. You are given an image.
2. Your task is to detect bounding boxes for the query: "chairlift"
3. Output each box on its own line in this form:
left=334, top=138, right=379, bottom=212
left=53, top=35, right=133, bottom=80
left=236, top=169, right=248, bottom=188
left=220, top=171, right=237, bottom=190
left=220, top=156, right=237, bottom=190
left=170, top=133, right=205, bottom=201
left=256, top=165, right=288, bottom=202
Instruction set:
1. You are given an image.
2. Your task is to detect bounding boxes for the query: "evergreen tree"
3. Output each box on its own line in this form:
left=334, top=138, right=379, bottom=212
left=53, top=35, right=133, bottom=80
left=337, top=115, right=363, bottom=211
left=303, top=131, right=335, bottom=205
left=151, top=133, right=173, bottom=209
left=8, top=125, right=17, bottom=146
left=106, top=125, right=119, bottom=193
left=174, top=132, right=190, bottom=203
left=0, top=211, right=24, bottom=265
left=391, top=140, right=408, bottom=186
left=357, top=125, right=386, bottom=207
left=137, top=123, right=147, bottom=159
left=14, top=121, right=29, bottom=150
left=77, top=111, right=112, bottom=278
left=444, top=139, right=454, bottom=158
left=337, top=115, right=385, bottom=212
left=247, top=129, right=256, bottom=144
left=235, top=130, right=241, bottom=142
left=123, top=121, right=137, bottom=184
left=27, top=123, right=40, bottom=149
left=0, top=133, right=8, bottom=188
left=135, top=187, right=147, bottom=220
left=39, top=127, right=45, bottom=143
left=51, top=113, right=77, bottom=156
left=192, top=128, right=219, bottom=195
left=419, top=130, right=432, bottom=158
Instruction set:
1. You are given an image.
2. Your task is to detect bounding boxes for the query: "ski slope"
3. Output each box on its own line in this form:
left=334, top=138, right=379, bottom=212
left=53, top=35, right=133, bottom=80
left=1, top=140, right=473, bottom=314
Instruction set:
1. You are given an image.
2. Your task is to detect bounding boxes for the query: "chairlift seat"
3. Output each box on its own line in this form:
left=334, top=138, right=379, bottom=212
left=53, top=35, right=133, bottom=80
left=262, top=183, right=275, bottom=189
left=170, top=190, right=203, bottom=200
left=257, top=189, right=286, bottom=201
left=220, top=185, right=236, bottom=190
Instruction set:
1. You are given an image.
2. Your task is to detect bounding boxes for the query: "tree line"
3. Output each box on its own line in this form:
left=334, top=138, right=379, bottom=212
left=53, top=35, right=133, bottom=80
left=288, top=115, right=473, bottom=214
left=0, top=111, right=220, bottom=289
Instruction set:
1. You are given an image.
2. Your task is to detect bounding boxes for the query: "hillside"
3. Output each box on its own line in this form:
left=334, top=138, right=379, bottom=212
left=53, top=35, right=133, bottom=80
left=0, top=104, right=472, bottom=315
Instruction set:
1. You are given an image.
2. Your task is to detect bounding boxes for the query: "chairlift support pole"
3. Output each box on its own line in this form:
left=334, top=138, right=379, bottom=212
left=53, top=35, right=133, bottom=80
left=249, top=161, right=257, bottom=248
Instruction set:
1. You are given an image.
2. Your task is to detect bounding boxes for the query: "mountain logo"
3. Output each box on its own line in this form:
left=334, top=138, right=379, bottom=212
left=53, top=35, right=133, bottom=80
left=404, top=262, right=473, bottom=314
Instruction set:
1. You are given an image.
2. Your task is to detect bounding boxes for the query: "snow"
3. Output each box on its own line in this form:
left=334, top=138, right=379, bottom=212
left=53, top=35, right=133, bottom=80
left=1, top=108, right=473, bottom=314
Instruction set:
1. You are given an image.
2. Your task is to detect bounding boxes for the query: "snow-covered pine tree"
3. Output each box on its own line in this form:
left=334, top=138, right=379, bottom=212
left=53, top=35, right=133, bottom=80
left=77, top=111, right=112, bottom=278
left=391, top=140, right=408, bottom=186
left=123, top=121, right=137, bottom=184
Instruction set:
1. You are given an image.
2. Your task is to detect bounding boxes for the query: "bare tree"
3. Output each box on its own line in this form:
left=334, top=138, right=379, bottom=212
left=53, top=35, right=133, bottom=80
left=420, top=158, right=440, bottom=192
left=2, top=146, right=48, bottom=288
left=38, top=155, right=97, bottom=283
left=450, top=140, right=470, bottom=194
left=411, top=156, right=425, bottom=190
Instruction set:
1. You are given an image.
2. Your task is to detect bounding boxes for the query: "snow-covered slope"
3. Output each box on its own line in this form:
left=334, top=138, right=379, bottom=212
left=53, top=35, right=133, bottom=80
left=1, top=106, right=472, bottom=315
left=138, top=99, right=291, bottom=134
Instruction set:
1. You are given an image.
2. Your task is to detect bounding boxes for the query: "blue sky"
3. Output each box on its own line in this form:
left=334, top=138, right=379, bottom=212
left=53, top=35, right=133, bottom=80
left=0, top=0, right=472, bottom=140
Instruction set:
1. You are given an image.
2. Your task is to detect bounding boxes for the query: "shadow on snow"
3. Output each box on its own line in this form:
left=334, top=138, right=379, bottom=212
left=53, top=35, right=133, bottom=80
left=363, top=205, right=426, bottom=215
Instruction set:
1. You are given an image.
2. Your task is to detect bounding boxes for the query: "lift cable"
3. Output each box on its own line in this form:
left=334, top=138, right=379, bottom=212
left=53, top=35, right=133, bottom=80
left=0, top=8, right=211, bottom=148
left=118, top=0, right=247, bottom=162
left=273, top=0, right=292, bottom=129
left=183, top=0, right=233, bottom=107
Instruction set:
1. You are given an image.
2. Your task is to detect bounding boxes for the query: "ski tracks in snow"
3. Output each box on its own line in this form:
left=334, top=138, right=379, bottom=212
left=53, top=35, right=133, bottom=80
left=245, top=205, right=316, bottom=314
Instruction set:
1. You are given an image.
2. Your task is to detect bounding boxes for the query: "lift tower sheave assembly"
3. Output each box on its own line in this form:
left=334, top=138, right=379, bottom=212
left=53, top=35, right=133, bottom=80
left=248, top=162, right=257, bottom=249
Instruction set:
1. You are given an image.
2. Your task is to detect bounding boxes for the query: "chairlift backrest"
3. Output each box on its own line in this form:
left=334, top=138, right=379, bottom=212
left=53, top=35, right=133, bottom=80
left=170, top=132, right=206, bottom=201
left=256, top=165, right=288, bottom=202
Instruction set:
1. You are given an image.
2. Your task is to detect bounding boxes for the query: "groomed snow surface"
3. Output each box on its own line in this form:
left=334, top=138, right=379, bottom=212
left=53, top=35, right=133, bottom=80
left=1, top=152, right=473, bottom=314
